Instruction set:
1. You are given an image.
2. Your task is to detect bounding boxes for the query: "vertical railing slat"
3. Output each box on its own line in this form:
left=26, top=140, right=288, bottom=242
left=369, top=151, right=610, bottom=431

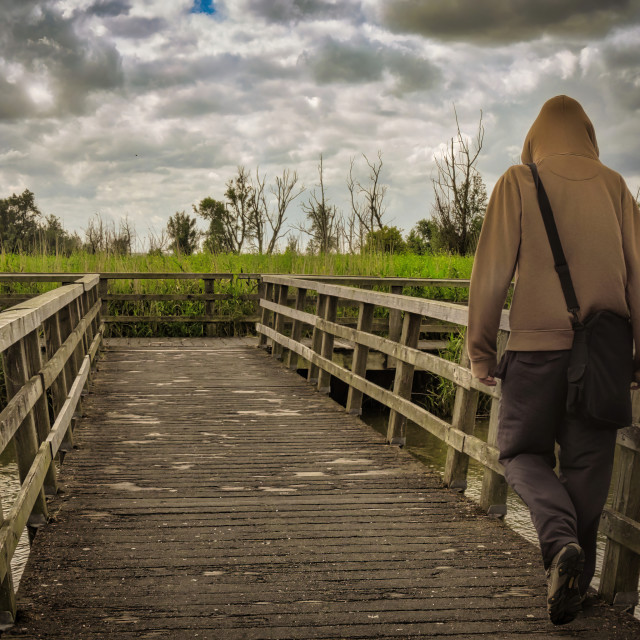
left=346, top=301, right=375, bottom=415
left=443, top=333, right=479, bottom=491
left=386, top=311, right=422, bottom=446
left=287, top=288, right=307, bottom=370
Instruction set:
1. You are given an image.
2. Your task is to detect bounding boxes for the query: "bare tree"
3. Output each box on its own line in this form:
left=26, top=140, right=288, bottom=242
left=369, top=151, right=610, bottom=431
left=431, top=107, right=487, bottom=255
left=248, top=168, right=268, bottom=254
left=295, top=155, right=340, bottom=254
left=266, top=169, right=304, bottom=254
left=348, top=151, right=388, bottom=237
left=147, top=226, right=169, bottom=255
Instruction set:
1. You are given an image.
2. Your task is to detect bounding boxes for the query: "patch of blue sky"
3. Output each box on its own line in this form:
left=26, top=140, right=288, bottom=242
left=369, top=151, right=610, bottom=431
left=191, top=1, right=216, bottom=15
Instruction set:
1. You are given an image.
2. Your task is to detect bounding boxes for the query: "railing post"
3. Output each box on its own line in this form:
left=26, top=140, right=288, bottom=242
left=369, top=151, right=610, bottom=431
left=386, top=311, right=422, bottom=446
left=443, top=333, right=479, bottom=491
left=387, top=286, right=404, bottom=368
left=346, top=302, right=375, bottom=415
left=479, top=330, right=508, bottom=516
left=43, top=311, right=74, bottom=453
left=204, top=277, right=215, bottom=338
left=599, top=430, right=640, bottom=606
left=317, top=295, right=338, bottom=394
left=2, top=338, right=48, bottom=536
left=287, top=288, right=307, bottom=369
left=58, top=302, right=82, bottom=429
left=272, top=285, right=289, bottom=361
left=307, top=294, right=327, bottom=383
left=0, top=496, right=16, bottom=628
left=98, top=277, right=108, bottom=338
left=23, top=330, right=58, bottom=496
left=258, top=282, right=274, bottom=349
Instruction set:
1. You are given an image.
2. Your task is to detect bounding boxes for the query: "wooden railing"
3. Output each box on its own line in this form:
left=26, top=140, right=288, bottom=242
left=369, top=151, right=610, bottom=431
left=0, top=274, right=103, bottom=626
left=1, top=274, right=472, bottom=336
left=256, top=274, right=640, bottom=608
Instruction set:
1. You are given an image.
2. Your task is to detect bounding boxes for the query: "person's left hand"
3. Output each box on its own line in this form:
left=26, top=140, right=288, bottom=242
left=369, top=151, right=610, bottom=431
left=479, top=375, right=497, bottom=387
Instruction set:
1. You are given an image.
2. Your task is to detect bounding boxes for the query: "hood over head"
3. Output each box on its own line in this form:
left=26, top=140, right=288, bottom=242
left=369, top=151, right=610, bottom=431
left=521, top=95, right=599, bottom=164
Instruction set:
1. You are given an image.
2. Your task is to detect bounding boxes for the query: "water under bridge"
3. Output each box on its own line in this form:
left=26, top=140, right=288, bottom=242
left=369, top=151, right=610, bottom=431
left=0, top=272, right=639, bottom=639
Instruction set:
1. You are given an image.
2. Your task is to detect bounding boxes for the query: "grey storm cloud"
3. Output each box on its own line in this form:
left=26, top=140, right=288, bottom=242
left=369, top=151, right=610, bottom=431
left=86, top=0, right=132, bottom=18
left=300, top=37, right=440, bottom=93
left=381, top=0, right=640, bottom=44
left=244, top=0, right=363, bottom=24
left=105, top=16, right=169, bottom=39
left=0, top=1, right=124, bottom=120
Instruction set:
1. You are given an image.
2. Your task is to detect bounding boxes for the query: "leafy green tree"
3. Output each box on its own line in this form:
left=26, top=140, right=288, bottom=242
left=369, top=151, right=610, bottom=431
left=224, top=166, right=254, bottom=253
left=194, top=197, right=232, bottom=254
left=0, top=189, right=41, bottom=252
left=363, top=225, right=406, bottom=253
left=167, top=211, right=199, bottom=255
left=39, top=214, right=82, bottom=255
left=406, top=219, right=436, bottom=254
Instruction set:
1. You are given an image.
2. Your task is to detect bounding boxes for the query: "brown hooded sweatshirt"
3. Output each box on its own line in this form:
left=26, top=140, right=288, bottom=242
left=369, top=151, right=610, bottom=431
left=468, top=95, right=640, bottom=380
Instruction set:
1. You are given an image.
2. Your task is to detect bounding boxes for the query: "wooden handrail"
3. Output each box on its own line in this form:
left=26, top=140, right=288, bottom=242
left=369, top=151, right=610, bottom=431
left=256, top=274, right=640, bottom=608
left=0, top=276, right=103, bottom=625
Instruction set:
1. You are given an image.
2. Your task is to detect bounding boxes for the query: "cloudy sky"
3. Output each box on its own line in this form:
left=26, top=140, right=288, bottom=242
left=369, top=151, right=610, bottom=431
left=1, top=0, right=639, bottom=248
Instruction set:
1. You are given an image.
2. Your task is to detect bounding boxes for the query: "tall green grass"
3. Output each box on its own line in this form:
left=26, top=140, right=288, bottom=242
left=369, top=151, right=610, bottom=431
left=0, top=250, right=473, bottom=279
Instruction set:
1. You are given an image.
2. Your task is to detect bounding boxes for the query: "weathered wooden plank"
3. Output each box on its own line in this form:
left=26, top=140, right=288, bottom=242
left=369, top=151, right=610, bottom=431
left=103, top=293, right=253, bottom=302
left=104, top=315, right=260, bottom=323
left=6, top=339, right=639, bottom=640
left=259, top=324, right=504, bottom=475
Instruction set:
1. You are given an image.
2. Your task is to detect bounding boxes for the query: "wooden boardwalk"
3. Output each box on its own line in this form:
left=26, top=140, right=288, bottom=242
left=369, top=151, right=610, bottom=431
left=5, top=339, right=640, bottom=639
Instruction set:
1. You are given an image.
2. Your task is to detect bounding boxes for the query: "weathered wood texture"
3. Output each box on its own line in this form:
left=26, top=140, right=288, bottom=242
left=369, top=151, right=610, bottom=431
left=6, top=340, right=640, bottom=639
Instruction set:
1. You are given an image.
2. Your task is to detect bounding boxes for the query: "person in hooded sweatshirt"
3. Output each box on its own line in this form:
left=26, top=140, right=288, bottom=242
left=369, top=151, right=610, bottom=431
left=467, top=95, right=640, bottom=625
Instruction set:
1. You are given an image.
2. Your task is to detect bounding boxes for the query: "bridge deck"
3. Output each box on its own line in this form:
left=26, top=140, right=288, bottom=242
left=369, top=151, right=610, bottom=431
left=6, top=339, right=640, bottom=639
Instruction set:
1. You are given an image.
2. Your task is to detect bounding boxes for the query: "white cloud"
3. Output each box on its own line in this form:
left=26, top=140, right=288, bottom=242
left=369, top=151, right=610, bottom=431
left=0, top=0, right=638, bottom=241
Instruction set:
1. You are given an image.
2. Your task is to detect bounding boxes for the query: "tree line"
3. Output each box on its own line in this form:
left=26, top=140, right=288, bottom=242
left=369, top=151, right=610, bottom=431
left=1, top=113, right=489, bottom=257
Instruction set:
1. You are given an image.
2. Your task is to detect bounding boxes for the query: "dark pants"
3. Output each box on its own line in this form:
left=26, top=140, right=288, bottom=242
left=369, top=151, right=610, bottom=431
left=496, top=350, right=617, bottom=593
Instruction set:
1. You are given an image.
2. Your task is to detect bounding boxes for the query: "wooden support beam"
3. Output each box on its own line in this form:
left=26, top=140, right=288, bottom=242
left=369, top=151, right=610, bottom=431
left=443, top=333, right=479, bottom=491
left=258, top=282, right=274, bottom=349
left=386, top=312, right=422, bottom=446
left=387, top=285, right=404, bottom=368
left=317, top=296, right=338, bottom=394
left=346, top=302, right=375, bottom=415
left=272, top=285, right=289, bottom=361
left=42, top=312, right=73, bottom=453
left=204, top=278, right=216, bottom=338
left=479, top=331, right=508, bottom=516
left=287, top=288, right=307, bottom=369
left=307, top=294, right=327, bottom=384
left=599, top=434, right=640, bottom=606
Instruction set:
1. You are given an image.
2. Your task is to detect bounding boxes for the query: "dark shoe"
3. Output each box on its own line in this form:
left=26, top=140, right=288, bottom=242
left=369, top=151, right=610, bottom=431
left=546, top=543, right=585, bottom=625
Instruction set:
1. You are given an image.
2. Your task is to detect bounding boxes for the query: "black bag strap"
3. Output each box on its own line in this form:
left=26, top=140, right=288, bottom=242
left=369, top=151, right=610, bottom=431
left=527, top=163, right=582, bottom=328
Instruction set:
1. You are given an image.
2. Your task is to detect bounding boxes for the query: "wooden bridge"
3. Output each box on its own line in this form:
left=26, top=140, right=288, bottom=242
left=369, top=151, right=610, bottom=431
left=0, top=273, right=639, bottom=639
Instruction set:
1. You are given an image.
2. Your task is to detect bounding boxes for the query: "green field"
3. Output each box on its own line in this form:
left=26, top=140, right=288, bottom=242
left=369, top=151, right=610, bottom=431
left=0, top=251, right=475, bottom=336
left=0, top=250, right=474, bottom=279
